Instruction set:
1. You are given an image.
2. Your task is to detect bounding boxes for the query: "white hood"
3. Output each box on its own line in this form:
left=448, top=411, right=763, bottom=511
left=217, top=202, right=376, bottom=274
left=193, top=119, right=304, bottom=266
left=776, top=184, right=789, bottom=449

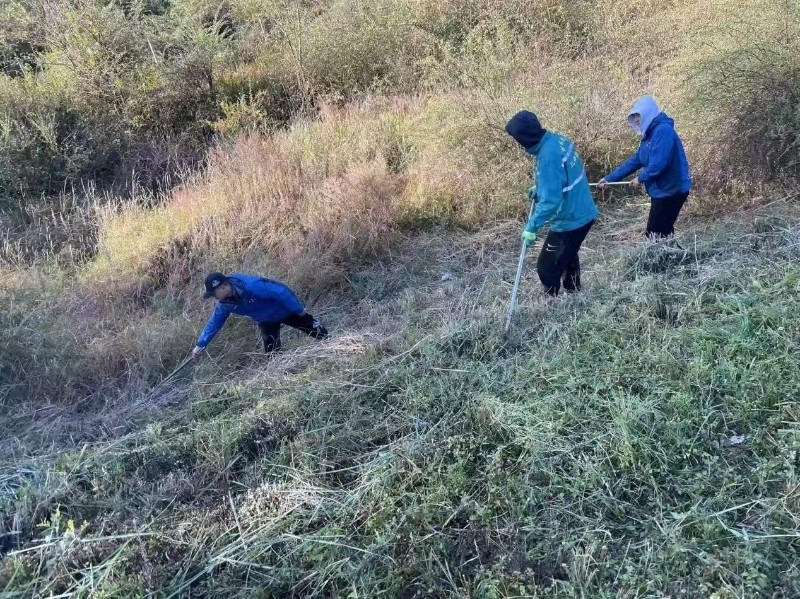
left=627, top=96, right=660, bottom=138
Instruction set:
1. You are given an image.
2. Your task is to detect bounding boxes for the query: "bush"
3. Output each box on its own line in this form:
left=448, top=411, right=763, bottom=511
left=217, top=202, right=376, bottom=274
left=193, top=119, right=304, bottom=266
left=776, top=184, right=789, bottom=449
left=688, top=3, right=800, bottom=192
left=0, top=0, right=621, bottom=210
left=410, top=0, right=594, bottom=57
left=0, top=1, right=43, bottom=76
left=272, top=0, right=433, bottom=99
left=0, top=0, right=231, bottom=201
left=3, top=0, right=799, bottom=214
left=88, top=103, right=416, bottom=295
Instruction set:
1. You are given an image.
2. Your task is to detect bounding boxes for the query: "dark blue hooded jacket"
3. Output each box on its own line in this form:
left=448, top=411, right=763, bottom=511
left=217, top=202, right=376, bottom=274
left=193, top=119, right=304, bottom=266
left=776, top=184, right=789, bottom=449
left=197, top=274, right=304, bottom=348
left=605, top=96, right=691, bottom=199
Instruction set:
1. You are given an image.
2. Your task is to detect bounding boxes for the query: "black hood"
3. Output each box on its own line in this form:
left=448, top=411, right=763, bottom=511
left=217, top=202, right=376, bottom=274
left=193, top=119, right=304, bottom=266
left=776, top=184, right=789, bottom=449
left=505, top=111, right=546, bottom=151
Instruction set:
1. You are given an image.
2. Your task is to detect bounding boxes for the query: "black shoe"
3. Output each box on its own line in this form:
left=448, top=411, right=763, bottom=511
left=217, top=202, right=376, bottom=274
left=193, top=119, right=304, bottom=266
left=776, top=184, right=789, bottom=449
left=311, top=319, right=328, bottom=339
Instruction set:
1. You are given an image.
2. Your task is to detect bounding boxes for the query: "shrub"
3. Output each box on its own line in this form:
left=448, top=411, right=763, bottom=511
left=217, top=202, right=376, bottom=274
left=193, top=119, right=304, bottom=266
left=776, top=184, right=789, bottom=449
left=4, top=0, right=799, bottom=214
left=0, top=1, right=44, bottom=76
left=410, top=0, right=594, bottom=58
left=0, top=0, right=230, bottom=200
left=275, top=0, right=434, bottom=99
left=687, top=3, right=800, bottom=192
left=88, top=103, right=416, bottom=295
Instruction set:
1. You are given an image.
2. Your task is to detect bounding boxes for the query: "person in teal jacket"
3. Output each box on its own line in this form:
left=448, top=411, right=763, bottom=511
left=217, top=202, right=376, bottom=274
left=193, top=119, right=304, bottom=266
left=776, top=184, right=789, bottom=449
left=505, top=110, right=598, bottom=295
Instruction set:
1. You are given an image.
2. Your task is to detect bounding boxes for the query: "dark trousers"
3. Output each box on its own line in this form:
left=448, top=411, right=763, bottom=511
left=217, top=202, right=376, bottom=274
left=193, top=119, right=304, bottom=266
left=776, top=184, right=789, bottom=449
left=258, top=312, right=328, bottom=353
left=537, top=220, right=594, bottom=296
left=646, top=193, right=688, bottom=239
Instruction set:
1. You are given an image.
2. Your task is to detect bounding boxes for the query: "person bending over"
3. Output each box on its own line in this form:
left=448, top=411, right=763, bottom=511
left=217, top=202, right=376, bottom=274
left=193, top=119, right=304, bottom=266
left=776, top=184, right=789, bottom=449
left=192, top=272, right=328, bottom=358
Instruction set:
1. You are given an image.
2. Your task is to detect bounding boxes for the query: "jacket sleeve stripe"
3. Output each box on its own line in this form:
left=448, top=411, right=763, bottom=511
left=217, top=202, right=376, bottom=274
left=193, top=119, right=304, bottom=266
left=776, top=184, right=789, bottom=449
left=562, top=171, right=585, bottom=193
left=562, top=144, right=574, bottom=164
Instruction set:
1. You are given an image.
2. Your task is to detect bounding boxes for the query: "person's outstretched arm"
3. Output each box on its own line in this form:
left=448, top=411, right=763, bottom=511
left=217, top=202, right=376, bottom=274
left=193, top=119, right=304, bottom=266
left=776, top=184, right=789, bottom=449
left=604, top=152, right=643, bottom=183
left=194, top=303, right=231, bottom=353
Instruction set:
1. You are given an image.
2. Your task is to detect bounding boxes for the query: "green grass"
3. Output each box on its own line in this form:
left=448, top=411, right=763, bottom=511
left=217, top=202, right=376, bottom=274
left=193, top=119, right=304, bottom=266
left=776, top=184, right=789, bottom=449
left=2, top=1, right=799, bottom=594
left=2, top=204, right=799, bottom=597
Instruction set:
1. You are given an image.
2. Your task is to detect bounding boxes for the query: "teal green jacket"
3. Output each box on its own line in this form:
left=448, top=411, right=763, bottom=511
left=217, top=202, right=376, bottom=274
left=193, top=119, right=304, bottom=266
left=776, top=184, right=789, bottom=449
left=526, top=132, right=598, bottom=233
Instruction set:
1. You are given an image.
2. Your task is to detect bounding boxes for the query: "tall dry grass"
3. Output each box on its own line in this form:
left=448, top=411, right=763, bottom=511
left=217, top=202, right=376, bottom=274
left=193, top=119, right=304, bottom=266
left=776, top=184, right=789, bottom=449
left=1, top=0, right=799, bottom=414
left=2, top=1, right=800, bottom=593
left=4, top=0, right=796, bottom=208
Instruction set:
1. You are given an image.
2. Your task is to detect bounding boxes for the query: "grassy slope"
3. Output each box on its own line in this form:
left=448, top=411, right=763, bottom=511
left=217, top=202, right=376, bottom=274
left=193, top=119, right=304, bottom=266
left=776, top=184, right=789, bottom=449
left=2, top=0, right=800, bottom=595
left=2, top=202, right=799, bottom=597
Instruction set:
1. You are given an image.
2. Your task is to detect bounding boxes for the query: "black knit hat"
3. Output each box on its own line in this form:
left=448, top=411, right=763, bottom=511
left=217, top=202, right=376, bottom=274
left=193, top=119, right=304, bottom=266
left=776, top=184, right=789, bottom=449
left=505, top=110, right=546, bottom=151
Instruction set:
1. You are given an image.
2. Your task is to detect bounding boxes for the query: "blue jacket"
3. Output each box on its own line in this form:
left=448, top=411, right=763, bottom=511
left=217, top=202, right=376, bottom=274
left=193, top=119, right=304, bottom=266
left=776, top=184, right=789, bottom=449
left=605, top=97, right=691, bottom=199
left=196, top=274, right=304, bottom=348
left=505, top=111, right=598, bottom=233
left=526, top=132, right=598, bottom=233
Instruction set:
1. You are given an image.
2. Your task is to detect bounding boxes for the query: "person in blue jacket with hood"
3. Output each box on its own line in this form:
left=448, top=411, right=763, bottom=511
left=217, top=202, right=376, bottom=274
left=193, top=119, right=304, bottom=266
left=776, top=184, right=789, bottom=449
left=598, top=96, right=691, bottom=239
left=191, top=272, right=328, bottom=358
left=505, top=110, right=599, bottom=296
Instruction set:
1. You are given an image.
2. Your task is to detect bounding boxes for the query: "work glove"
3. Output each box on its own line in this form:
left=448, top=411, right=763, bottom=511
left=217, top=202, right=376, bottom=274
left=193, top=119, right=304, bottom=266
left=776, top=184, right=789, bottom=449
left=521, top=230, right=537, bottom=248
left=191, top=345, right=204, bottom=360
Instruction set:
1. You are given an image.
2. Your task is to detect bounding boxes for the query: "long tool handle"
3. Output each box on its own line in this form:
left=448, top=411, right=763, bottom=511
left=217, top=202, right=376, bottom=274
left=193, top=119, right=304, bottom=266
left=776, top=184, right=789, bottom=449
left=505, top=241, right=528, bottom=332
left=588, top=181, right=629, bottom=187
left=138, top=355, right=194, bottom=406
left=160, top=356, right=194, bottom=387
left=505, top=198, right=536, bottom=332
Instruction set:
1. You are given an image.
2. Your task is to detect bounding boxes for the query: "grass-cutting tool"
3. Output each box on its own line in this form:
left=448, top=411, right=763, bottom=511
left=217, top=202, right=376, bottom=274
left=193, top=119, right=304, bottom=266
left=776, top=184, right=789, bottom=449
left=505, top=197, right=536, bottom=332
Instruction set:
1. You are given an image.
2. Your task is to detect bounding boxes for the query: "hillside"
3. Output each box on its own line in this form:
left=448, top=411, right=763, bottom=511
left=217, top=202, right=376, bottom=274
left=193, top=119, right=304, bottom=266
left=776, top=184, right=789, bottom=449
left=1, top=0, right=800, bottom=596
left=2, top=204, right=800, bottom=596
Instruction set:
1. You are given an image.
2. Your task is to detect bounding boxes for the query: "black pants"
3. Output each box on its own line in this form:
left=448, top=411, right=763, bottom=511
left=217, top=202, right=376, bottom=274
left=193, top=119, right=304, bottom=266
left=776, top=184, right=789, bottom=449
left=646, top=193, right=688, bottom=239
left=258, top=312, right=328, bottom=353
left=537, top=220, right=594, bottom=296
